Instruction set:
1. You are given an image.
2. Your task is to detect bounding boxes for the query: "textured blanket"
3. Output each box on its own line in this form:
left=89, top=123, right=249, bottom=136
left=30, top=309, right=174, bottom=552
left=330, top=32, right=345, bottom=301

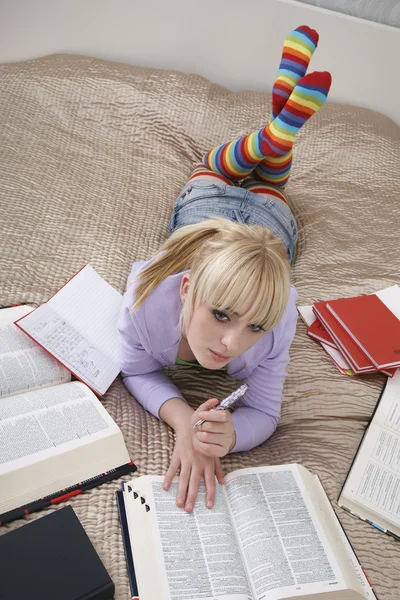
left=0, top=54, right=399, bottom=599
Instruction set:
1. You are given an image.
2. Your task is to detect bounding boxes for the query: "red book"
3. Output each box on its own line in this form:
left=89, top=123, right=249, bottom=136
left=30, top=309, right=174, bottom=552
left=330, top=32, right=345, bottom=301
left=326, top=294, right=400, bottom=370
left=307, top=318, right=337, bottom=349
left=313, top=301, right=396, bottom=377
left=313, top=301, right=376, bottom=373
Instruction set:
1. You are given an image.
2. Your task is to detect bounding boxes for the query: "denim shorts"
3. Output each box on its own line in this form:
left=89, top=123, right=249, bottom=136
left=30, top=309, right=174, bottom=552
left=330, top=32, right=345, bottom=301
left=168, top=180, right=298, bottom=263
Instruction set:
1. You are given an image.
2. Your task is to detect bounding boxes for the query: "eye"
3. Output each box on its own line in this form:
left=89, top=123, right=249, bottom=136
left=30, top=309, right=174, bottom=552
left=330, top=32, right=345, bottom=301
left=249, top=324, right=264, bottom=333
left=212, top=309, right=229, bottom=322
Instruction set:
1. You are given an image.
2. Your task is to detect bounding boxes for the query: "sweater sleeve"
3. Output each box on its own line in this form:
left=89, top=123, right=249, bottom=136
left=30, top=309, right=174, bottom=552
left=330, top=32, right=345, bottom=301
left=230, top=299, right=298, bottom=453
left=117, top=289, right=185, bottom=418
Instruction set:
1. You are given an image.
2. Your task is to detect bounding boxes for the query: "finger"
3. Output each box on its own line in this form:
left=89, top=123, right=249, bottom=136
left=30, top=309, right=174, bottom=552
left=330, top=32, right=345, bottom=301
left=196, top=431, right=225, bottom=446
left=197, top=440, right=225, bottom=457
left=184, top=469, right=202, bottom=513
left=197, top=409, right=230, bottom=423
left=204, top=464, right=216, bottom=508
left=199, top=420, right=229, bottom=434
left=176, top=465, right=191, bottom=508
left=215, top=458, right=225, bottom=485
left=163, top=457, right=180, bottom=490
left=196, top=398, right=220, bottom=414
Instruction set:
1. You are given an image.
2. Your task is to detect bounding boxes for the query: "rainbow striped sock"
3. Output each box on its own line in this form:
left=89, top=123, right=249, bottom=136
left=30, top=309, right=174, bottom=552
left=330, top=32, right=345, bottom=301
left=254, top=26, right=319, bottom=190
left=253, top=150, right=293, bottom=190
left=188, top=162, right=234, bottom=185
left=263, top=71, right=332, bottom=156
left=271, top=25, right=319, bottom=122
left=254, top=71, right=331, bottom=188
left=191, top=71, right=331, bottom=183
left=241, top=178, right=288, bottom=204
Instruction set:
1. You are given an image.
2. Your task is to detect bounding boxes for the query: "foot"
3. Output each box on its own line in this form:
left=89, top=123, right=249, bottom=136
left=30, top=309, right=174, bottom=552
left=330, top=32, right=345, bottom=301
left=265, top=71, right=332, bottom=156
left=271, top=26, right=319, bottom=121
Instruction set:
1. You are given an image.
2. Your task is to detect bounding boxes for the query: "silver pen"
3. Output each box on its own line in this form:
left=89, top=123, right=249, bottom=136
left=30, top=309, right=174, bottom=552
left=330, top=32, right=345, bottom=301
left=193, top=383, right=249, bottom=428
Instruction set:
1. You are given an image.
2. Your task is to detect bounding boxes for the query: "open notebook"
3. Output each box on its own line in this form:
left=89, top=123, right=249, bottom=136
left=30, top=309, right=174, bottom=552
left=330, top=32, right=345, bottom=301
left=15, top=265, right=123, bottom=396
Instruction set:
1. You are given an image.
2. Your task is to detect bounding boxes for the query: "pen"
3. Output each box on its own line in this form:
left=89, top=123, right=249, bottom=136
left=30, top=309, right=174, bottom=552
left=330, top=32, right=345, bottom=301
left=367, top=520, right=400, bottom=541
left=0, top=303, right=29, bottom=310
left=0, top=461, right=136, bottom=526
left=193, top=383, right=249, bottom=428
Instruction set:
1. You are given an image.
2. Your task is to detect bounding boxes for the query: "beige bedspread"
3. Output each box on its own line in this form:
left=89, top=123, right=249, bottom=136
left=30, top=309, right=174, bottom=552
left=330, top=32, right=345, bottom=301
left=0, top=54, right=399, bottom=598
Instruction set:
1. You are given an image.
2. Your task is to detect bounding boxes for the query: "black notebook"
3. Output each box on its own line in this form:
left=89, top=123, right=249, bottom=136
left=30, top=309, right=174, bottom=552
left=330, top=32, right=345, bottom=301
left=0, top=506, right=114, bottom=600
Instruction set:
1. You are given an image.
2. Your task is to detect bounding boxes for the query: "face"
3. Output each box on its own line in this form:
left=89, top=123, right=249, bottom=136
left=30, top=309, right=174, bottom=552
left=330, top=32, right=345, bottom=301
left=180, top=274, right=265, bottom=370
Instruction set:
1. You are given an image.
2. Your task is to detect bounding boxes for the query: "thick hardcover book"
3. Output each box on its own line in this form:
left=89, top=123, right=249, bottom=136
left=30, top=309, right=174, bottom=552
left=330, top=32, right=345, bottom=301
left=0, top=305, right=135, bottom=525
left=119, top=464, right=377, bottom=600
left=116, top=490, right=139, bottom=600
left=0, top=506, right=115, bottom=600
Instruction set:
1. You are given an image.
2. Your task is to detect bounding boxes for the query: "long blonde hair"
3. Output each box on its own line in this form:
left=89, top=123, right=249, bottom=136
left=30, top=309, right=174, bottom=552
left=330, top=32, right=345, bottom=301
left=132, top=218, right=291, bottom=333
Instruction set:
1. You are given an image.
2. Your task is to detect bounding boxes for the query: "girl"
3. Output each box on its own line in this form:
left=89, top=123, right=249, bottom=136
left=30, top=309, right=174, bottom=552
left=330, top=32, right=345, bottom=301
left=118, top=26, right=331, bottom=513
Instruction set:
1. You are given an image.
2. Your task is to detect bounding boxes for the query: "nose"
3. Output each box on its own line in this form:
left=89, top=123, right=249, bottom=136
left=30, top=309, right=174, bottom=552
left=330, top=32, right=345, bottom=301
left=221, top=327, right=241, bottom=355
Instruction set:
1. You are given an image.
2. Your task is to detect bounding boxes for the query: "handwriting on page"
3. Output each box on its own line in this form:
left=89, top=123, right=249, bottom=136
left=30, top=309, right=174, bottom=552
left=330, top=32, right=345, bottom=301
left=21, top=308, right=116, bottom=395
left=16, top=265, right=123, bottom=395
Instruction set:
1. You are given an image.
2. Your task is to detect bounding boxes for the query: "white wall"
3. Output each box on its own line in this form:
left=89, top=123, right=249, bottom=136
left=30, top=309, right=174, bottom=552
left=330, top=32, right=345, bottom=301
left=1, top=0, right=399, bottom=123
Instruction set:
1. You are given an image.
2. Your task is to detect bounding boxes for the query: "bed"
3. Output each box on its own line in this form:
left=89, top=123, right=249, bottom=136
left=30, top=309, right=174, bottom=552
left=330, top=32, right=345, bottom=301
left=0, top=1, right=399, bottom=599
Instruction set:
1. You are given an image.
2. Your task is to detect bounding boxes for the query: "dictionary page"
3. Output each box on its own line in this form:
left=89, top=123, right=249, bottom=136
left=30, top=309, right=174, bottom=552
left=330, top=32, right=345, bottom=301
left=224, top=464, right=373, bottom=600
left=0, top=305, right=70, bottom=398
left=125, top=475, right=252, bottom=600
left=0, top=381, right=130, bottom=514
left=339, top=371, right=400, bottom=537
left=15, top=266, right=122, bottom=395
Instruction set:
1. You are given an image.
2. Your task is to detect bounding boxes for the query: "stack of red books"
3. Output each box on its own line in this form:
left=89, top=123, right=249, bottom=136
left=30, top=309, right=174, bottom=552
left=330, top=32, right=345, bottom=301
left=305, top=285, right=400, bottom=377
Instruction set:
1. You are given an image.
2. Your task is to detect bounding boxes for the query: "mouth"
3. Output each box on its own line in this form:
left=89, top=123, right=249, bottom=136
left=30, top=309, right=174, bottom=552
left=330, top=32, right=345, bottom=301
left=209, top=349, right=230, bottom=362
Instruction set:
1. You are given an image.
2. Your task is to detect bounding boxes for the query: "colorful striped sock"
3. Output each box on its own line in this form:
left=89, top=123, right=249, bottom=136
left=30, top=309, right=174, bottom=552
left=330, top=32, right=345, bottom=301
left=189, top=71, right=331, bottom=184
left=271, top=25, right=319, bottom=122
left=188, top=162, right=234, bottom=185
left=263, top=71, right=332, bottom=154
left=241, top=178, right=288, bottom=204
left=254, top=26, right=319, bottom=190
left=253, top=150, right=293, bottom=190
left=253, top=71, right=331, bottom=187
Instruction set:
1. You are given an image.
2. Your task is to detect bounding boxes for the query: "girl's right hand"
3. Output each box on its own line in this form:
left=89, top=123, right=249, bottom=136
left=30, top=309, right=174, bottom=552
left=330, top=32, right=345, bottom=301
left=163, top=426, right=224, bottom=512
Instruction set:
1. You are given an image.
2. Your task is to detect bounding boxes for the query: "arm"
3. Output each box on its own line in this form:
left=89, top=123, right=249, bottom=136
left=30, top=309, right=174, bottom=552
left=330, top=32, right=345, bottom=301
left=231, top=310, right=298, bottom=453
left=117, top=290, right=185, bottom=418
left=118, top=283, right=224, bottom=512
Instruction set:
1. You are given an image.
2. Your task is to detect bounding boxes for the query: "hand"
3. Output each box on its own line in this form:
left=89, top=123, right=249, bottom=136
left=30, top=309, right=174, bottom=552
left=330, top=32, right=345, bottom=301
left=192, top=398, right=236, bottom=458
left=163, top=424, right=224, bottom=513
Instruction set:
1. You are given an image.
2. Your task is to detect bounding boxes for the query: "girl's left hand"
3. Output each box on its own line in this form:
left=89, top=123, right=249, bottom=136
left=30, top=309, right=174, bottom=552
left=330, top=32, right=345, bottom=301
left=191, top=398, right=236, bottom=457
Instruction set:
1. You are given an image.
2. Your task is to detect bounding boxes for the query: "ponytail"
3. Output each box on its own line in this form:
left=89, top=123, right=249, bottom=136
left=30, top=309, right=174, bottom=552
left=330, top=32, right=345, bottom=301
left=131, top=219, right=224, bottom=312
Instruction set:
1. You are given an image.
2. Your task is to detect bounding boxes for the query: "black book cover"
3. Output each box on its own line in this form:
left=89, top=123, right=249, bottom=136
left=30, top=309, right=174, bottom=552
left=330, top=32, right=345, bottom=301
left=0, top=506, right=114, bottom=600
left=115, top=490, right=139, bottom=599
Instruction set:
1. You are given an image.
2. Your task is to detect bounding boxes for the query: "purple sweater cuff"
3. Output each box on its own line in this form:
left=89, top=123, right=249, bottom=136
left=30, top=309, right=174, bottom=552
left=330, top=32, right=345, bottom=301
left=121, top=371, right=185, bottom=419
left=230, top=408, right=277, bottom=452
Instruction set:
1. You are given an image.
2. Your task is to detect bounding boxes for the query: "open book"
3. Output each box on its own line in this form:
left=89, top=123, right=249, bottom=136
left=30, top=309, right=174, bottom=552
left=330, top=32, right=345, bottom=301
left=338, top=370, right=400, bottom=541
left=0, top=305, right=135, bottom=524
left=120, top=464, right=376, bottom=600
left=14, top=265, right=123, bottom=396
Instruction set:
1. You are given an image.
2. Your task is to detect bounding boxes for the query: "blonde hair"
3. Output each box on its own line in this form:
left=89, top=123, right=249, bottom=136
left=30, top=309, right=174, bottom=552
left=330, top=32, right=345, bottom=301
left=132, top=218, right=291, bottom=333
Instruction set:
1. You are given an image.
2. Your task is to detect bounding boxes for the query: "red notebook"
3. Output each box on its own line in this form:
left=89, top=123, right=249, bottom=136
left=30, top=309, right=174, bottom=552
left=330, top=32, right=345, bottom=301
left=313, top=301, right=375, bottom=373
left=313, top=301, right=397, bottom=377
left=307, top=318, right=337, bottom=349
left=326, top=294, right=400, bottom=370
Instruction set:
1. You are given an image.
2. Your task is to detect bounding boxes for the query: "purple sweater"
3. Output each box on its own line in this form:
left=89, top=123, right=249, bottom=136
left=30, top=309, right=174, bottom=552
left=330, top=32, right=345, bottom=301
left=117, top=259, right=298, bottom=452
